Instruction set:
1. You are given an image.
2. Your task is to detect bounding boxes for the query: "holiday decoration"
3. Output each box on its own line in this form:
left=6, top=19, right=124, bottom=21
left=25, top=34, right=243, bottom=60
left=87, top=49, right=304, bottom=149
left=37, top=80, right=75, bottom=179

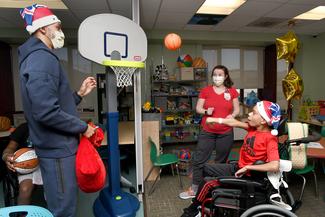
left=164, top=33, right=182, bottom=51
left=177, top=54, right=193, bottom=67
left=282, top=68, right=304, bottom=101
left=276, top=31, right=299, bottom=64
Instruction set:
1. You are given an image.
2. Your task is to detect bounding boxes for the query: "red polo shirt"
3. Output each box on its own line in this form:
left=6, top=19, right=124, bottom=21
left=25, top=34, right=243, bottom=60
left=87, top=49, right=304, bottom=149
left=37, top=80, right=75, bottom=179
left=199, top=85, right=239, bottom=134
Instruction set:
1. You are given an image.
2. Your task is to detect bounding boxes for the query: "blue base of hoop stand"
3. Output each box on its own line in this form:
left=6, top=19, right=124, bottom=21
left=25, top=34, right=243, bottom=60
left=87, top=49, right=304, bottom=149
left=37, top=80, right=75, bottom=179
left=93, top=112, right=139, bottom=217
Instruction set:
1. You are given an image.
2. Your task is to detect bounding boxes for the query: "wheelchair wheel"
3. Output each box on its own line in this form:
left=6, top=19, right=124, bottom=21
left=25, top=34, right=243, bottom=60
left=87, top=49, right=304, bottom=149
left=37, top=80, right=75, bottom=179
left=240, top=204, right=297, bottom=217
left=2, top=172, right=19, bottom=206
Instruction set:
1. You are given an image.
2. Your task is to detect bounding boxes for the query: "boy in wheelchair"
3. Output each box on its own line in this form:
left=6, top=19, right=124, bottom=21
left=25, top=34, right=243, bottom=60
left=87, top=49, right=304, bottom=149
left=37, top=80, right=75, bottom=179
left=2, top=122, right=43, bottom=205
left=181, top=101, right=282, bottom=217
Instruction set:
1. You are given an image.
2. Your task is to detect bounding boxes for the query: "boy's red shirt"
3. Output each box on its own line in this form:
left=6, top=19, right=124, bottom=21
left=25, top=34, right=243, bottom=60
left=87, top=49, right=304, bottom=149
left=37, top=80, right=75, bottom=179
left=238, top=127, right=279, bottom=169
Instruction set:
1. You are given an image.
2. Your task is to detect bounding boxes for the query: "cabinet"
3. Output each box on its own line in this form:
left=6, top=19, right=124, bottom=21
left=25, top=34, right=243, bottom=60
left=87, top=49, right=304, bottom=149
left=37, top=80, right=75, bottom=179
left=151, top=68, right=208, bottom=145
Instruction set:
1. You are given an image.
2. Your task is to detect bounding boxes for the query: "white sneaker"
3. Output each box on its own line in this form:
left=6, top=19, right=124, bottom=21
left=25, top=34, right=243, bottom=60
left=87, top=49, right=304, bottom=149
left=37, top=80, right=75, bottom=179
left=179, top=189, right=196, bottom=200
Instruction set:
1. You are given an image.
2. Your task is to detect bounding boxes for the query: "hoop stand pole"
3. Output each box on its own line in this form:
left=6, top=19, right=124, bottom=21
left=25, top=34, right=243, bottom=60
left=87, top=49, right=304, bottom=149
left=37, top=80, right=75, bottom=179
left=93, top=67, right=139, bottom=217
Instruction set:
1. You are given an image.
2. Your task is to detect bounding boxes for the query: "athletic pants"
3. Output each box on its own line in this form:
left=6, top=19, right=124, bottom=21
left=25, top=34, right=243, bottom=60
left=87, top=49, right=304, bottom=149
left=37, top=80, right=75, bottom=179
left=39, top=155, right=77, bottom=217
left=192, top=130, right=234, bottom=185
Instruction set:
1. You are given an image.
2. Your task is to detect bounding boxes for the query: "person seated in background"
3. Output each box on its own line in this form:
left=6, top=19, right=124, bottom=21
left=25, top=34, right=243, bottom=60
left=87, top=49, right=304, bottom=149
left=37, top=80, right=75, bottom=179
left=2, top=122, right=43, bottom=205
left=181, top=101, right=281, bottom=217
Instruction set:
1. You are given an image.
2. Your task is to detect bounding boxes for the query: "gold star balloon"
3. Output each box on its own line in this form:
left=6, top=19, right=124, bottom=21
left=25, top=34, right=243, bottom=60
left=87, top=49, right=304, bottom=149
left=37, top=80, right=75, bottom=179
left=276, top=31, right=299, bottom=63
left=282, top=68, right=304, bottom=101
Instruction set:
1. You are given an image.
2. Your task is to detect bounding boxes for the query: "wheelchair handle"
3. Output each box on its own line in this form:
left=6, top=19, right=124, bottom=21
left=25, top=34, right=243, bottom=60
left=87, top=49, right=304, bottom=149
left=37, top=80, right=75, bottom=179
left=285, top=130, right=321, bottom=145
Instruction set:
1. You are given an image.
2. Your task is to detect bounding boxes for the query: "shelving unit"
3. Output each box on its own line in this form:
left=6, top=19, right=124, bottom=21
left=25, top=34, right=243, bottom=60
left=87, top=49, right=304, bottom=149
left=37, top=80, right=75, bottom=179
left=151, top=67, right=208, bottom=146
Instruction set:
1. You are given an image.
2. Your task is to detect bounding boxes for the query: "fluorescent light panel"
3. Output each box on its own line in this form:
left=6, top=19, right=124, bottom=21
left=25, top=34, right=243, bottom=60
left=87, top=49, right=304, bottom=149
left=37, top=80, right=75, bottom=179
left=197, top=0, right=246, bottom=15
left=0, top=0, right=67, bottom=9
left=294, top=6, right=325, bottom=20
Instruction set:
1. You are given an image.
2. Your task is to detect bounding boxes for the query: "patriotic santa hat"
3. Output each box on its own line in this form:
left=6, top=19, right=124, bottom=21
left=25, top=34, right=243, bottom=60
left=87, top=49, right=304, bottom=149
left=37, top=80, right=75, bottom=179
left=256, top=101, right=281, bottom=136
left=20, top=4, right=60, bottom=34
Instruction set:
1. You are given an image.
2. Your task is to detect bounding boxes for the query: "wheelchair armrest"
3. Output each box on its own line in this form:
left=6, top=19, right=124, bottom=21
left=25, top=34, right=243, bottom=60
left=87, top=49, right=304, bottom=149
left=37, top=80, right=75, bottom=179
left=217, top=176, right=265, bottom=189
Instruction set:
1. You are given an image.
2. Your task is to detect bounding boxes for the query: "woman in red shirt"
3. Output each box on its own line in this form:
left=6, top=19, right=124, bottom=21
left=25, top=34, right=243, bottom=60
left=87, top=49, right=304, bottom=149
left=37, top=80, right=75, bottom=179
left=180, top=65, right=240, bottom=199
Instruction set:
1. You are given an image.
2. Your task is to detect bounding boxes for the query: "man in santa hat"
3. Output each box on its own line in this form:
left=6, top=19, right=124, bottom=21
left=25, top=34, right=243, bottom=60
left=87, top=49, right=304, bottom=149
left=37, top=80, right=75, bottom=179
left=181, top=100, right=282, bottom=217
left=18, top=4, right=96, bottom=217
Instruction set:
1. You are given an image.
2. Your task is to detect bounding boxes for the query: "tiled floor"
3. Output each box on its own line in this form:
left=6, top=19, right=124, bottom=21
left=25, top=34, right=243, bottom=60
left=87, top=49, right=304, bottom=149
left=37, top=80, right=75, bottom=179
left=144, top=168, right=325, bottom=217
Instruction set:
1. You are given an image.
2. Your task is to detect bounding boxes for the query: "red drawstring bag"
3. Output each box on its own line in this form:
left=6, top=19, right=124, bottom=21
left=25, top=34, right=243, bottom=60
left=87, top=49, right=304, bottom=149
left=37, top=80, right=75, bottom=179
left=76, top=126, right=106, bottom=193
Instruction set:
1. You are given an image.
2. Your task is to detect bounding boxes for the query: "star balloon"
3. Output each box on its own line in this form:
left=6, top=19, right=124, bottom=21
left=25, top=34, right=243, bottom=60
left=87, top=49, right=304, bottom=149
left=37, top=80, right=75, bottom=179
left=282, top=68, right=304, bottom=101
left=276, top=31, right=299, bottom=63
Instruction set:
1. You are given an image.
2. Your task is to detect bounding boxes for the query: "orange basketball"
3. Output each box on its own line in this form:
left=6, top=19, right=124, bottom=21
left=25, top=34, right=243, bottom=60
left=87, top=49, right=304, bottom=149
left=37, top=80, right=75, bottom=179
left=164, top=33, right=182, bottom=51
left=13, top=148, right=39, bottom=174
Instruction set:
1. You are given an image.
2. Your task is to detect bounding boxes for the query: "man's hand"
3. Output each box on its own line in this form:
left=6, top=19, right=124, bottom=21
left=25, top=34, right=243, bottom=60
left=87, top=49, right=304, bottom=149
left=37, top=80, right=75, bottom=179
left=235, top=166, right=248, bottom=178
left=83, top=124, right=96, bottom=138
left=4, top=153, right=16, bottom=172
left=77, top=77, right=97, bottom=97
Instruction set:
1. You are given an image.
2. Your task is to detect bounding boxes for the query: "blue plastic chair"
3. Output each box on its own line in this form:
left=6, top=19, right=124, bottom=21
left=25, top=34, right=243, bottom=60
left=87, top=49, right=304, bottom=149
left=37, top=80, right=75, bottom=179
left=0, top=205, right=53, bottom=217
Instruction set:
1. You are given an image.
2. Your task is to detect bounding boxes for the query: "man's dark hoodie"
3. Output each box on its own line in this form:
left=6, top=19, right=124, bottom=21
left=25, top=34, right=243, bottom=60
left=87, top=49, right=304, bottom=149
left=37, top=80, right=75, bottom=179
left=18, top=36, right=88, bottom=158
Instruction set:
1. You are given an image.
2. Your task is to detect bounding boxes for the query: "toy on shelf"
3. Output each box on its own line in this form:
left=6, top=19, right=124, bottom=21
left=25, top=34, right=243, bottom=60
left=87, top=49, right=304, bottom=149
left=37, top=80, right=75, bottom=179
left=167, top=99, right=177, bottom=110
left=142, top=101, right=161, bottom=113
left=192, top=57, right=207, bottom=68
left=245, top=91, right=259, bottom=107
left=153, top=64, right=168, bottom=81
left=179, top=149, right=191, bottom=160
left=165, top=115, right=176, bottom=125
left=177, top=54, right=193, bottom=67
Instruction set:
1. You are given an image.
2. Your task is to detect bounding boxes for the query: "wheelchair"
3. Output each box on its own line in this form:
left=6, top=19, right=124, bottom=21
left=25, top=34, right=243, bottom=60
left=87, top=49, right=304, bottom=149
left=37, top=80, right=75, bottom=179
left=197, top=120, right=321, bottom=217
left=2, top=169, right=19, bottom=207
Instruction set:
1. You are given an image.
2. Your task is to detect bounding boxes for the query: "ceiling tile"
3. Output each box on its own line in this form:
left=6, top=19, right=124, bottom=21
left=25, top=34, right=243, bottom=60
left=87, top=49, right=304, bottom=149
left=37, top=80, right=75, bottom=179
left=287, top=0, right=325, bottom=5
left=73, top=9, right=111, bottom=22
left=109, top=0, right=131, bottom=19
left=155, top=12, right=193, bottom=26
left=62, top=0, right=109, bottom=10
left=160, top=0, right=204, bottom=13
left=184, top=24, right=214, bottom=31
left=219, top=15, right=260, bottom=27
left=265, top=3, right=315, bottom=18
left=140, top=0, right=161, bottom=29
left=232, top=1, right=284, bottom=17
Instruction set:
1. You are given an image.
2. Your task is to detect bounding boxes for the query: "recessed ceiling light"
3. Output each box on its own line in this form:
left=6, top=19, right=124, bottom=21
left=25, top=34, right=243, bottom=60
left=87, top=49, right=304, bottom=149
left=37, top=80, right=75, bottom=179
left=197, top=0, right=246, bottom=15
left=0, top=0, right=67, bottom=9
left=294, top=6, right=325, bottom=20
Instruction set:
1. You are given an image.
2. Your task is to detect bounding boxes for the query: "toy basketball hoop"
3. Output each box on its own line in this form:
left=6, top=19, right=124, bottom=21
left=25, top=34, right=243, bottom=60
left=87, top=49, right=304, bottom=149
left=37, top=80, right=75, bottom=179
left=103, top=60, right=144, bottom=87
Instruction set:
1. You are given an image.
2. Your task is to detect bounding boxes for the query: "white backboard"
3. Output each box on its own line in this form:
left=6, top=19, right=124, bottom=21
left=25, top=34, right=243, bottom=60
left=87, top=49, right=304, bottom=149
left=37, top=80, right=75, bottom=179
left=78, top=13, right=147, bottom=65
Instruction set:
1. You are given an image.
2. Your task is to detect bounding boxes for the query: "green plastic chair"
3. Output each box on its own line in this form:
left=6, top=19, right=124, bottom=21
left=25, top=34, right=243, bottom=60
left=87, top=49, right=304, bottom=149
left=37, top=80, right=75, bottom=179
left=0, top=205, right=53, bottom=217
left=144, top=137, right=183, bottom=195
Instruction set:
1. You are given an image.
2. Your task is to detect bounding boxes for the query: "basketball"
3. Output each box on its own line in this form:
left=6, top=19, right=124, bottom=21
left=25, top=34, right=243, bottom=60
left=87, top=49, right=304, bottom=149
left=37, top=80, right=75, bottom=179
left=164, top=33, right=182, bottom=51
left=13, top=148, right=39, bottom=174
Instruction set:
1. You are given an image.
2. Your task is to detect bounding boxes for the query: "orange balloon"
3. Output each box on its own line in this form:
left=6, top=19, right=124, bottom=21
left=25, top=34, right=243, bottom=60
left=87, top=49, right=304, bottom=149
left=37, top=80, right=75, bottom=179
left=164, top=33, right=182, bottom=51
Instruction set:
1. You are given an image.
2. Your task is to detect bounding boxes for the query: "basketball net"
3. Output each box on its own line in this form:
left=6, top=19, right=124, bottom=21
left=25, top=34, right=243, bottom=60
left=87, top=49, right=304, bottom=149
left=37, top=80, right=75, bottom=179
left=103, top=60, right=145, bottom=88
left=110, top=65, right=137, bottom=87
